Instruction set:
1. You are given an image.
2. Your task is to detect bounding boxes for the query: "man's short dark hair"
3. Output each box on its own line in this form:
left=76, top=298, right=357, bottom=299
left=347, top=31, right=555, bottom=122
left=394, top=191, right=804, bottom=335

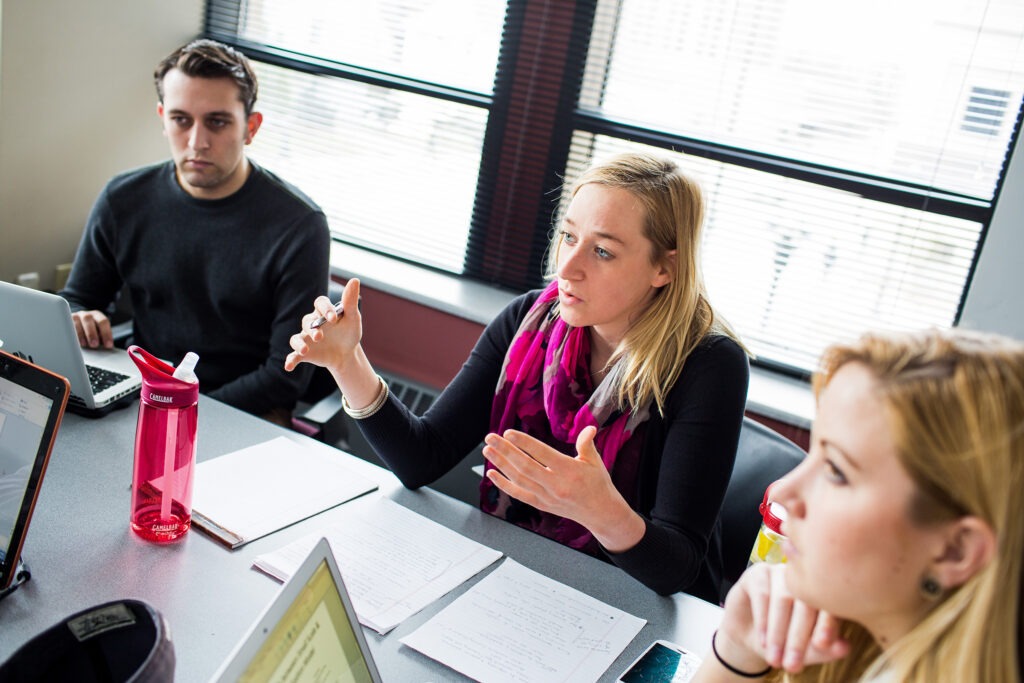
left=154, top=39, right=259, bottom=116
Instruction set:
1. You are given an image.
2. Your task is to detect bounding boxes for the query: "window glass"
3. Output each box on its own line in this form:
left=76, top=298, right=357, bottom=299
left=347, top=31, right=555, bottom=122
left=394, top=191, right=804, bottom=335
left=251, top=63, right=488, bottom=272
left=571, top=0, right=1024, bottom=372
left=235, top=0, right=504, bottom=93
left=565, top=134, right=982, bottom=370
left=209, top=0, right=1024, bottom=374
left=219, top=0, right=505, bottom=272
left=583, top=0, right=1024, bottom=201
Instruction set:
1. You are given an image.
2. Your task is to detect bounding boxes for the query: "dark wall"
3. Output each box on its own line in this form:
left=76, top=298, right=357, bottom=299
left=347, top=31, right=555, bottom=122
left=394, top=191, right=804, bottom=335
left=356, top=282, right=485, bottom=390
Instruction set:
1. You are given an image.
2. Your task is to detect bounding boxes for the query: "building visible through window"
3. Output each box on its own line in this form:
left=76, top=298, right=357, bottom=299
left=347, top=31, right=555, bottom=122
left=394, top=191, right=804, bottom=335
left=962, top=86, right=1011, bottom=137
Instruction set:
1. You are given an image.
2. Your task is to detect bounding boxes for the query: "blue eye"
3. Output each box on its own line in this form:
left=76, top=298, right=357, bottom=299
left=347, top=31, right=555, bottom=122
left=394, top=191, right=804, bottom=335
left=561, top=231, right=577, bottom=245
left=595, top=246, right=611, bottom=260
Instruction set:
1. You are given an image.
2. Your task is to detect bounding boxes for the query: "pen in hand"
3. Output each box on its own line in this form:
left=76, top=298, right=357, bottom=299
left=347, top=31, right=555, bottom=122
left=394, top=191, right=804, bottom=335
left=310, top=301, right=344, bottom=329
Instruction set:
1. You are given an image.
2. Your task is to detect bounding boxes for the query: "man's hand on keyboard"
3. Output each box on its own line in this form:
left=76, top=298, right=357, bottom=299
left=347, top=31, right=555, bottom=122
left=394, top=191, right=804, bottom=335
left=71, top=310, right=114, bottom=350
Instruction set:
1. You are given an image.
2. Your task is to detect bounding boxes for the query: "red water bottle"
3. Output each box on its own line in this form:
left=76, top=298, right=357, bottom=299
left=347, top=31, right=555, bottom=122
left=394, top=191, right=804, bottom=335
left=128, top=346, right=199, bottom=543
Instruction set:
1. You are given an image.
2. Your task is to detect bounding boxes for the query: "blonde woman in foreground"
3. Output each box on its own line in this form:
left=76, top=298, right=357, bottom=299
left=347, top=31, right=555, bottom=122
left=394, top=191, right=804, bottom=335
left=696, top=328, right=1023, bottom=682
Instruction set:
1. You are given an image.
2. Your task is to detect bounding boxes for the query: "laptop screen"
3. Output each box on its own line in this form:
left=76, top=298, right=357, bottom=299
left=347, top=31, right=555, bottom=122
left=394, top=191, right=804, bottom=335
left=236, top=559, right=376, bottom=683
left=0, top=351, right=69, bottom=590
left=0, top=281, right=139, bottom=416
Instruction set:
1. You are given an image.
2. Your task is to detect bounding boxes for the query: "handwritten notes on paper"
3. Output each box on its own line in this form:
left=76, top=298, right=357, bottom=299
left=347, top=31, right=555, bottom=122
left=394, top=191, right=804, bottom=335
left=400, top=559, right=646, bottom=683
left=253, top=497, right=502, bottom=634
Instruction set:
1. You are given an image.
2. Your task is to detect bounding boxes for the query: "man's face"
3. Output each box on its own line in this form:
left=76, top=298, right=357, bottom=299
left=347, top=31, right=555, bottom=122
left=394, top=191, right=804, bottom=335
left=157, top=69, right=262, bottom=200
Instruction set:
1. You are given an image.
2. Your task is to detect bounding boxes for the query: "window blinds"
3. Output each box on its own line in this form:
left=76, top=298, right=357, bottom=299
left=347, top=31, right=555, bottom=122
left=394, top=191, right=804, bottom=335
left=207, top=0, right=1024, bottom=374
left=563, top=0, right=1024, bottom=372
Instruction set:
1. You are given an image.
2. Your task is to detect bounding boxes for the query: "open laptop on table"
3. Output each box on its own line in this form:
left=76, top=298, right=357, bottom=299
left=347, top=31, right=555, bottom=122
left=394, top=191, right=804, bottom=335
left=0, top=282, right=140, bottom=416
left=0, top=349, right=70, bottom=597
left=211, top=537, right=383, bottom=683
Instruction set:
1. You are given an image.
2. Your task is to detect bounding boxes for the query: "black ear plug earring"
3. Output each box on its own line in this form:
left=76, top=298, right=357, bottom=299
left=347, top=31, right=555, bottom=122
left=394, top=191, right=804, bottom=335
left=921, top=576, right=942, bottom=599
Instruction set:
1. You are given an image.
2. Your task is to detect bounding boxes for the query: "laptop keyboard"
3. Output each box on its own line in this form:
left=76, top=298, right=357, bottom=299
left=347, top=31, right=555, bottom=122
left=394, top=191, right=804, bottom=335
left=86, top=364, right=130, bottom=393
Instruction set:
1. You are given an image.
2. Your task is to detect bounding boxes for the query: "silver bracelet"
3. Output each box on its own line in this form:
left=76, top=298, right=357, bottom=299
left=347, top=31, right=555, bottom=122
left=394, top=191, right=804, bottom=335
left=341, top=375, right=389, bottom=420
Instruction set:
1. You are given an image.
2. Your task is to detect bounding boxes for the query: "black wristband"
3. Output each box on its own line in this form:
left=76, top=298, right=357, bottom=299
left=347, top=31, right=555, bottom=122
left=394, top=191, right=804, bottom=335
left=711, top=630, right=773, bottom=678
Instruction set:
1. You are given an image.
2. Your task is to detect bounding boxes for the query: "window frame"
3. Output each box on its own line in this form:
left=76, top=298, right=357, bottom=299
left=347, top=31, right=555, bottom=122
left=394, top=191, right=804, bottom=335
left=204, top=0, right=1024, bottom=379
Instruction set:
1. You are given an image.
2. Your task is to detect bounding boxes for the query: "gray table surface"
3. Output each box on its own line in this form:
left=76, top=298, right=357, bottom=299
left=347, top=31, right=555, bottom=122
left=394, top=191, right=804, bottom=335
left=0, top=396, right=722, bottom=682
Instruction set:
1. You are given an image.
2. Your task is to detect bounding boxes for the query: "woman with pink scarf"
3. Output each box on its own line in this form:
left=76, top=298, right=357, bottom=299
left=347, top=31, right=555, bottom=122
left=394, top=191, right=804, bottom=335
left=286, top=152, right=749, bottom=601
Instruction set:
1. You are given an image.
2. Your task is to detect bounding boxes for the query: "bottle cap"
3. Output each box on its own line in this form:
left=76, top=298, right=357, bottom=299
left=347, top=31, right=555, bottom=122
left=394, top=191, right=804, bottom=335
left=759, top=484, right=787, bottom=534
left=172, top=352, right=200, bottom=384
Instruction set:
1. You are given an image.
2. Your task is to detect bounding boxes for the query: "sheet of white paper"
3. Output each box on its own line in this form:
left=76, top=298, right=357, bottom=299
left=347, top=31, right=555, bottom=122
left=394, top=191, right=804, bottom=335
left=400, top=559, right=646, bottom=683
left=191, top=436, right=378, bottom=546
left=253, top=497, right=503, bottom=634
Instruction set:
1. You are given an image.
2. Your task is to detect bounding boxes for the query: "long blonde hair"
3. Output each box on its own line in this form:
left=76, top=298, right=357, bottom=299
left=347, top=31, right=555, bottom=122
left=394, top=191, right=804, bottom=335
left=545, top=152, right=745, bottom=413
left=779, top=328, right=1024, bottom=682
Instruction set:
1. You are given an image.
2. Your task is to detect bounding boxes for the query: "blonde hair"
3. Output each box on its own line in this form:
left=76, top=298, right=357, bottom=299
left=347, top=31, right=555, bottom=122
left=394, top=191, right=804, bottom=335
left=779, top=328, right=1024, bottom=683
left=545, top=152, right=745, bottom=413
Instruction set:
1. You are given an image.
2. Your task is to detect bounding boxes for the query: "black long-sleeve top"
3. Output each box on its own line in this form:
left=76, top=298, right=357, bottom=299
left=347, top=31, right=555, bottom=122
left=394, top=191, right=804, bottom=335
left=59, top=161, right=330, bottom=416
left=358, top=290, right=749, bottom=599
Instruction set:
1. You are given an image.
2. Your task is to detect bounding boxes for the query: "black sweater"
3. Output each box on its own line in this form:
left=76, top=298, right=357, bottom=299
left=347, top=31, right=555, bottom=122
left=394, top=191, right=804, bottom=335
left=60, top=161, right=330, bottom=416
left=358, top=290, right=749, bottom=600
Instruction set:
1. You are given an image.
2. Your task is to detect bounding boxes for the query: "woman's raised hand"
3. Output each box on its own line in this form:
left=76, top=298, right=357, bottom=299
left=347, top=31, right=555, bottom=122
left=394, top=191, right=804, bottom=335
left=482, top=426, right=646, bottom=552
left=284, top=278, right=363, bottom=373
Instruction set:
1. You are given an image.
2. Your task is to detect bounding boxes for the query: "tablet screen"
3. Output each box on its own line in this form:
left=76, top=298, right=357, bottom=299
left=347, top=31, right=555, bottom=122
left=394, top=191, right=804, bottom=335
left=0, top=375, right=53, bottom=560
left=0, top=351, right=69, bottom=590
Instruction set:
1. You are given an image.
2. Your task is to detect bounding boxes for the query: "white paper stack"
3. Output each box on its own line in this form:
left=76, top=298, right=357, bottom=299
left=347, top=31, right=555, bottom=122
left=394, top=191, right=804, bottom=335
left=253, top=496, right=503, bottom=634
left=190, top=436, right=378, bottom=548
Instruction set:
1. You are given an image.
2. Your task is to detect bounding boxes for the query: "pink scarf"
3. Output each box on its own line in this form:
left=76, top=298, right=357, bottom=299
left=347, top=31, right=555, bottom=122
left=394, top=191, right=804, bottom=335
left=480, top=281, right=652, bottom=553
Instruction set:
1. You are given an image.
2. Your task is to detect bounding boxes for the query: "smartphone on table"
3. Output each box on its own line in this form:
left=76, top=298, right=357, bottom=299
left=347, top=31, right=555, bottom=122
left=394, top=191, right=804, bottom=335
left=617, top=639, right=703, bottom=682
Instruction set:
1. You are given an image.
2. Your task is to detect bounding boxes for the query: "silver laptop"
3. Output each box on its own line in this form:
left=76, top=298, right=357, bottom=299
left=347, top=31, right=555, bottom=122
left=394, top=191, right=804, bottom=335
left=0, top=349, right=70, bottom=595
left=0, top=282, right=140, bottom=416
left=211, top=537, right=383, bottom=683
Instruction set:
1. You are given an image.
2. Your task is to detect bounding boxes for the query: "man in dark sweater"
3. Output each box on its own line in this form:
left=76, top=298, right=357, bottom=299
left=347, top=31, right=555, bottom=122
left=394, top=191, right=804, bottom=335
left=60, top=39, right=329, bottom=425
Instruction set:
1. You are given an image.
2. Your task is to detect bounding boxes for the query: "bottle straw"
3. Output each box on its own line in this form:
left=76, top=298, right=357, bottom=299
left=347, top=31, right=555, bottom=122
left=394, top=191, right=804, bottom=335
left=162, top=408, right=178, bottom=520
left=161, top=353, right=199, bottom=523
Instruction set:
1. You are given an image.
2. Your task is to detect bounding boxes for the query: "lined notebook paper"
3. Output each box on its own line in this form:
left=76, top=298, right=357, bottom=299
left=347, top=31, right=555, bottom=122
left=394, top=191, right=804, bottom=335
left=401, top=559, right=646, bottom=683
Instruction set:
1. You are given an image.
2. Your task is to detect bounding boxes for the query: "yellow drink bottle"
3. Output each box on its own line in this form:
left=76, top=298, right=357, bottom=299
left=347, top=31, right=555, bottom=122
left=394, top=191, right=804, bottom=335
left=748, top=484, right=787, bottom=565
